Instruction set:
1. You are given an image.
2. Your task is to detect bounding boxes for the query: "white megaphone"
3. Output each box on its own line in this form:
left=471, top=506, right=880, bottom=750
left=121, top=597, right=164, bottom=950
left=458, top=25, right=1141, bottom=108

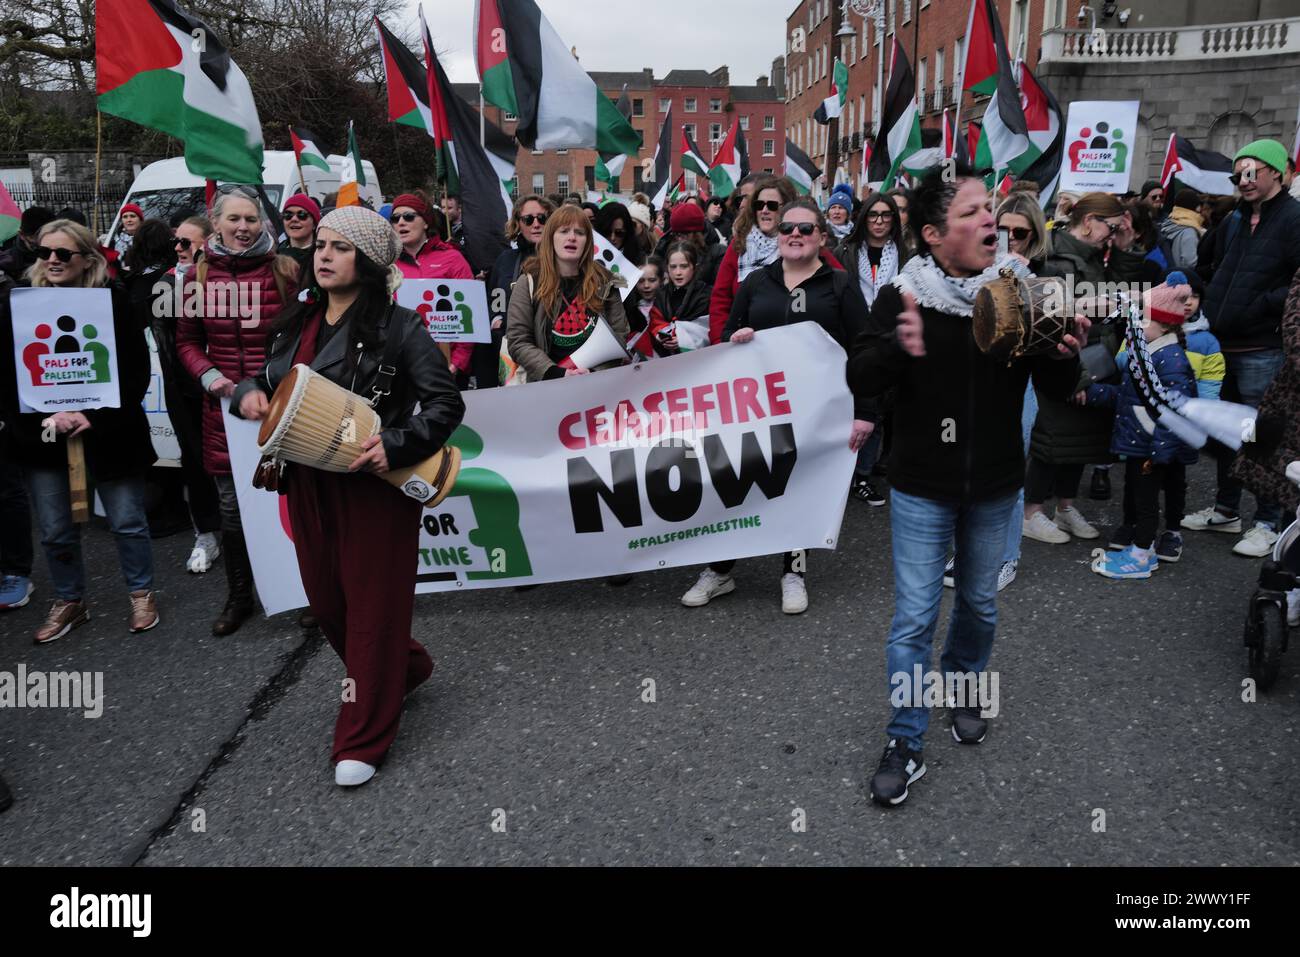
left=560, top=317, right=629, bottom=370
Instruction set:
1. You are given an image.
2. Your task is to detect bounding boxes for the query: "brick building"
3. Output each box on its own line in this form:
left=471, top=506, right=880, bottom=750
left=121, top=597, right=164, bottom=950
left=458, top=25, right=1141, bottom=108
left=454, top=61, right=785, bottom=201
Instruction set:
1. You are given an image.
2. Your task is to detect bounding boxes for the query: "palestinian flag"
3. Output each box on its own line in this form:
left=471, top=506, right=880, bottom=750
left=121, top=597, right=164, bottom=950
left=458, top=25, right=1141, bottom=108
left=647, top=106, right=674, bottom=208
left=1012, top=61, right=1065, bottom=207
left=669, top=174, right=685, bottom=203
left=962, top=0, right=1029, bottom=174
left=475, top=0, right=640, bottom=156
left=967, top=121, right=983, bottom=169
left=290, top=127, right=331, bottom=173
left=708, top=120, right=742, bottom=198
left=1159, top=134, right=1235, bottom=197
left=96, top=0, right=263, bottom=183
left=596, top=86, right=633, bottom=184
left=376, top=17, right=432, bottom=132
left=814, top=58, right=849, bottom=124
left=681, top=128, right=710, bottom=177
left=0, top=180, right=19, bottom=244
left=785, top=138, right=822, bottom=195
left=868, top=40, right=922, bottom=190
left=336, top=121, right=365, bottom=207
left=422, top=9, right=512, bottom=272
left=736, top=121, right=751, bottom=181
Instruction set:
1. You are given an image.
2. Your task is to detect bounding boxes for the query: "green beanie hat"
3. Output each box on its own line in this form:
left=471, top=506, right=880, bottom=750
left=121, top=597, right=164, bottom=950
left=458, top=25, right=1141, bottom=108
left=1234, top=139, right=1289, bottom=174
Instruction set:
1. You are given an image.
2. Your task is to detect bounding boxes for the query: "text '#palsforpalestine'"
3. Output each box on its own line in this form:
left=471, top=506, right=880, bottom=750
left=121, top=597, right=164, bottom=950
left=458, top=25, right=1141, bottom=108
left=628, top=515, right=762, bottom=550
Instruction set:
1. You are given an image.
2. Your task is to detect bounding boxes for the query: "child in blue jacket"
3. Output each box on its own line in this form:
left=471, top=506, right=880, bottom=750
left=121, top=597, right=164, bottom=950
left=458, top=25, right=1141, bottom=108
left=1085, top=283, right=1198, bottom=579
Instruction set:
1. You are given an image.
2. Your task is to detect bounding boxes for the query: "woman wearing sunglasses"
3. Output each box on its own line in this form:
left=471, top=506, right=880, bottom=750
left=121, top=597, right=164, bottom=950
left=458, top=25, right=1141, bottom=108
left=677, top=199, right=871, bottom=615
left=390, top=191, right=475, bottom=381
left=484, top=194, right=556, bottom=387
left=176, top=186, right=300, bottom=636
left=277, top=194, right=321, bottom=274
left=0, top=219, right=159, bottom=643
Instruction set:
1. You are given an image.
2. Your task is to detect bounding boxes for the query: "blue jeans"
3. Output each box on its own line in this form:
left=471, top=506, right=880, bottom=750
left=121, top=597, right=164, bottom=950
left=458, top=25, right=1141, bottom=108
left=855, top=424, right=883, bottom=477
left=1217, top=349, right=1285, bottom=529
left=1002, top=383, right=1038, bottom=565
left=26, top=468, right=154, bottom=601
left=886, top=488, right=1018, bottom=751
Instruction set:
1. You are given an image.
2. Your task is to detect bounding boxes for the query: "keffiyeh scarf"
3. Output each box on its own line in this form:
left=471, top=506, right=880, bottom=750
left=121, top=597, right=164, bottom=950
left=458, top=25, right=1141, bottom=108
left=736, top=227, right=780, bottom=281
left=892, top=253, right=1032, bottom=318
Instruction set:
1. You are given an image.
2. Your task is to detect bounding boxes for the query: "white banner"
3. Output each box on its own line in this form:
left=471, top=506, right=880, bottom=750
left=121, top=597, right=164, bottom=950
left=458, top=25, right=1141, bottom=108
left=395, top=279, right=491, bottom=343
left=11, top=287, right=120, bottom=412
left=143, top=329, right=182, bottom=466
left=226, top=323, right=856, bottom=615
left=1058, top=100, right=1142, bottom=194
left=591, top=230, right=643, bottom=301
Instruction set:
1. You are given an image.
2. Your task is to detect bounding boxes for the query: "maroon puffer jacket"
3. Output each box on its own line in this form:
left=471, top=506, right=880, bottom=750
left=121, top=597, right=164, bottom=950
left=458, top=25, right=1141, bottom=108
left=176, top=247, right=298, bottom=474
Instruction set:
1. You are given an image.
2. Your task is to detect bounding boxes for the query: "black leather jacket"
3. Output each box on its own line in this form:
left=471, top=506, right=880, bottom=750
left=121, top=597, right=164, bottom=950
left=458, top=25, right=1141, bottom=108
left=230, top=303, right=465, bottom=470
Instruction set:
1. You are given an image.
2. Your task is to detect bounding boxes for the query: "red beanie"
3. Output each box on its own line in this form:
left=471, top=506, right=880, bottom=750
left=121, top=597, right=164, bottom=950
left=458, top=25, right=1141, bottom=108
left=1145, top=283, right=1189, bottom=326
left=670, top=202, right=706, bottom=234
left=392, top=192, right=434, bottom=226
left=120, top=203, right=144, bottom=219
left=283, top=193, right=321, bottom=224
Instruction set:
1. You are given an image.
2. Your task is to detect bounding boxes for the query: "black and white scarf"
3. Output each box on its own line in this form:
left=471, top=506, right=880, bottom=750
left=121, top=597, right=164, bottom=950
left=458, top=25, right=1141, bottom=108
left=893, top=253, right=1031, bottom=318
left=856, top=241, right=900, bottom=308
left=736, top=227, right=780, bottom=282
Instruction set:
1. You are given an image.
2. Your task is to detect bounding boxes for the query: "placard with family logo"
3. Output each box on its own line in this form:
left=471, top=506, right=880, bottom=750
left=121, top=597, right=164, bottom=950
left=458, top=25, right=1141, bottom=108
left=11, top=287, right=120, bottom=413
left=1058, top=100, right=1142, bottom=194
left=396, top=279, right=491, bottom=343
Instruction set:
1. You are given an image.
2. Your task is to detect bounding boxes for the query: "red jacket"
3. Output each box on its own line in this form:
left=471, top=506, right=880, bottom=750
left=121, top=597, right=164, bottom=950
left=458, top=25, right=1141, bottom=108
left=176, top=248, right=298, bottom=474
left=708, top=242, right=843, bottom=345
left=397, top=237, right=476, bottom=374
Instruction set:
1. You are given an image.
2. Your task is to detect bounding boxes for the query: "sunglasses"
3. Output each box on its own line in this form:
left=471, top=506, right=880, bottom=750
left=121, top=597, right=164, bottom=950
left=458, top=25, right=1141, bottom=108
left=753, top=200, right=783, bottom=213
left=36, top=246, right=79, bottom=263
left=283, top=210, right=314, bottom=222
left=390, top=212, right=422, bottom=223
left=866, top=211, right=894, bottom=222
left=1002, top=226, right=1033, bottom=242
left=174, top=238, right=193, bottom=251
left=519, top=213, right=548, bottom=226
left=1228, top=169, right=1266, bottom=186
left=778, top=222, right=818, bottom=236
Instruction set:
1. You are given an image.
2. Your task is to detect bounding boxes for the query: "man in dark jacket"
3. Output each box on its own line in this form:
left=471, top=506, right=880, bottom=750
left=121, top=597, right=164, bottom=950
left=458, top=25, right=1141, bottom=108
left=1184, top=139, right=1300, bottom=557
left=0, top=206, right=55, bottom=282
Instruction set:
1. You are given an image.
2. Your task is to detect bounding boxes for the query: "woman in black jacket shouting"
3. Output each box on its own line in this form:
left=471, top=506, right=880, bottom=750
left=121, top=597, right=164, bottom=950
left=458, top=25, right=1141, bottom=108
left=848, top=164, right=1087, bottom=807
left=679, top=198, right=872, bottom=616
left=233, top=206, right=465, bottom=788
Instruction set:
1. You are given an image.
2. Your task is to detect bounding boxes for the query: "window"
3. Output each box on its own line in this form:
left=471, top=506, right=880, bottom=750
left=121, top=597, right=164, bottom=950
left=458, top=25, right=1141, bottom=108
left=510, top=180, right=520, bottom=199
left=531, top=148, right=543, bottom=156
left=764, top=115, right=775, bottom=131
left=860, top=95, right=867, bottom=132
left=954, top=37, right=964, bottom=94
left=888, top=0, right=896, bottom=34
left=532, top=173, right=545, bottom=194
left=918, top=57, right=926, bottom=113
left=584, top=165, right=596, bottom=188
left=710, top=98, right=722, bottom=113
left=556, top=149, right=568, bottom=155
left=685, top=97, right=697, bottom=112
left=632, top=98, right=644, bottom=117
left=740, top=115, right=750, bottom=131
left=934, top=48, right=945, bottom=112
left=1010, top=0, right=1030, bottom=60
left=822, top=44, right=829, bottom=79
left=659, top=97, right=671, bottom=113
left=684, top=123, right=696, bottom=140
left=557, top=173, right=569, bottom=196
left=850, top=36, right=857, bottom=66
left=902, top=0, right=912, bottom=24
left=710, top=123, right=722, bottom=143
left=685, top=171, right=698, bottom=191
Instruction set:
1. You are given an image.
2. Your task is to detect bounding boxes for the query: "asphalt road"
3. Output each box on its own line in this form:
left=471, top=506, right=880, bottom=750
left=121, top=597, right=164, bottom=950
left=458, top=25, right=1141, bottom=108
left=2, top=461, right=1298, bottom=866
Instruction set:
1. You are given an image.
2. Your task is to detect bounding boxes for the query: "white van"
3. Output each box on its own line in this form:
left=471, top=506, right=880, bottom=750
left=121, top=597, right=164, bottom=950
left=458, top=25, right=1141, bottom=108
left=106, top=150, right=383, bottom=245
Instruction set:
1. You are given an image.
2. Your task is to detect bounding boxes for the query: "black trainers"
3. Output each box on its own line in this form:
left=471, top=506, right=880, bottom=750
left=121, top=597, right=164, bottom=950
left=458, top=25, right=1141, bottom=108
left=950, top=706, right=989, bottom=744
left=1108, top=525, right=1134, bottom=550
left=851, top=480, right=886, bottom=506
left=1155, top=530, right=1183, bottom=563
left=869, top=739, right=926, bottom=806
left=1089, top=468, right=1111, bottom=500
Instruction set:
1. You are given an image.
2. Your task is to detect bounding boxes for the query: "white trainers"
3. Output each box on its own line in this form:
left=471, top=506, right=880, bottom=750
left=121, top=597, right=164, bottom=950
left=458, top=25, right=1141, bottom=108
left=335, top=759, right=376, bottom=787
left=780, top=573, right=808, bottom=614
left=997, top=560, right=1017, bottom=592
left=186, top=532, right=221, bottom=574
left=681, top=568, right=736, bottom=607
left=1181, top=506, right=1243, bottom=534
left=1287, top=589, right=1300, bottom=627
left=1232, top=523, right=1279, bottom=558
left=1023, top=511, right=1070, bottom=544
left=1054, top=506, right=1100, bottom=540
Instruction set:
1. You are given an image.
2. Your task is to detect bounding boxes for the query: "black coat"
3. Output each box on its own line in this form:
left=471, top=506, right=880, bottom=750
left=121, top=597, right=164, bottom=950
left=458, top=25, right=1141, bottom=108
left=849, top=282, right=1080, bottom=504
left=654, top=278, right=713, bottom=323
left=0, top=279, right=156, bottom=480
left=231, top=303, right=465, bottom=470
left=487, top=241, right=535, bottom=326
left=724, top=258, right=873, bottom=421
left=1202, top=190, right=1300, bottom=351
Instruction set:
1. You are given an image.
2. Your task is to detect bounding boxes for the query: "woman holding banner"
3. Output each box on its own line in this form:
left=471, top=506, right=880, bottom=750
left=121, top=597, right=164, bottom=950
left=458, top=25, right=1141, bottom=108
left=0, top=219, right=158, bottom=643
left=504, top=204, right=630, bottom=383
left=679, top=199, right=871, bottom=616
left=232, top=206, right=464, bottom=788
left=176, top=186, right=299, bottom=636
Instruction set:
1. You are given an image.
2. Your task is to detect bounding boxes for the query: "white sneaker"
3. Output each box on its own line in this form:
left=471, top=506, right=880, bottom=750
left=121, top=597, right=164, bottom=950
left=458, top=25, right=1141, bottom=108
left=942, top=554, right=956, bottom=588
left=1054, top=506, right=1100, bottom=540
left=681, top=568, right=736, bottom=607
left=335, top=759, right=376, bottom=787
left=1180, top=506, right=1243, bottom=534
left=780, top=573, right=808, bottom=614
left=1023, top=511, right=1070, bottom=544
left=1287, top=589, right=1300, bottom=627
left=997, top=560, right=1017, bottom=592
left=186, top=532, right=221, bottom=574
left=1232, top=523, right=1279, bottom=558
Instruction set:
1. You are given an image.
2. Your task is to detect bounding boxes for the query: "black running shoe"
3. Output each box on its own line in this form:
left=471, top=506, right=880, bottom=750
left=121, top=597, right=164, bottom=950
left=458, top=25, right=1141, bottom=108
left=869, top=739, right=926, bottom=806
left=1155, top=530, right=1183, bottom=563
left=1108, top=525, right=1134, bottom=550
left=950, top=706, right=989, bottom=744
left=1089, top=468, right=1111, bottom=500
left=851, top=480, right=886, bottom=506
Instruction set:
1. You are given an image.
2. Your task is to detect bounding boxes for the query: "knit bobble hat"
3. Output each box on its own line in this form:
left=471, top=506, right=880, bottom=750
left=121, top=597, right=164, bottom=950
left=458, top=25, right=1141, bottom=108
left=669, top=202, right=706, bottom=233
left=317, top=206, right=403, bottom=295
left=120, top=203, right=144, bottom=219
left=1145, top=282, right=1190, bottom=326
left=283, top=193, right=321, bottom=224
left=1234, top=139, right=1289, bottom=175
left=827, top=186, right=854, bottom=213
left=627, top=202, right=654, bottom=232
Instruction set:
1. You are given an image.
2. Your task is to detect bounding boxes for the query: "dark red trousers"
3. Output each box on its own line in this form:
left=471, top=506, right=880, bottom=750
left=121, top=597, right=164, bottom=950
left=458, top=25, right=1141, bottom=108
left=286, top=466, right=433, bottom=766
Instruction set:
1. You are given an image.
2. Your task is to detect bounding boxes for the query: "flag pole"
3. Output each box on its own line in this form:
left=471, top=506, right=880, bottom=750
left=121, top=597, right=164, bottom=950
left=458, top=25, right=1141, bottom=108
left=291, top=126, right=308, bottom=195
left=93, top=111, right=103, bottom=236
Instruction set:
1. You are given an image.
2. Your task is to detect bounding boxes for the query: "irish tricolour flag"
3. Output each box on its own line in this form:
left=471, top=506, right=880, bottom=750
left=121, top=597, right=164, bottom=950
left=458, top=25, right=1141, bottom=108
left=337, top=121, right=365, bottom=208
left=96, top=0, right=263, bottom=183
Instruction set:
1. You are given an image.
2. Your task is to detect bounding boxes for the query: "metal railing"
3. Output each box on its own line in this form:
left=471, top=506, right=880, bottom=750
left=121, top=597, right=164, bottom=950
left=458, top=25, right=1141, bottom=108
left=1041, top=18, right=1298, bottom=62
left=0, top=182, right=126, bottom=235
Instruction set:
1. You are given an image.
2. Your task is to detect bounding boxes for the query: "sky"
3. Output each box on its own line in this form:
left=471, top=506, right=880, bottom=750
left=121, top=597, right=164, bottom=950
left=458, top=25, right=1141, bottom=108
left=409, top=0, right=795, bottom=86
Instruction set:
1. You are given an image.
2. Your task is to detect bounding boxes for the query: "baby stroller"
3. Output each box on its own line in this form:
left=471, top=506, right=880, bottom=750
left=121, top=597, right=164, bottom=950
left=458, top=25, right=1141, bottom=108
left=1243, top=461, right=1300, bottom=690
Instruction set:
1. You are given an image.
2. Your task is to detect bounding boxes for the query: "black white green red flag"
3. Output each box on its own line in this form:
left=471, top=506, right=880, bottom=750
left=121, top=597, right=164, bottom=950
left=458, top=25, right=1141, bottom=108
left=375, top=17, right=433, bottom=133
left=868, top=40, right=922, bottom=190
